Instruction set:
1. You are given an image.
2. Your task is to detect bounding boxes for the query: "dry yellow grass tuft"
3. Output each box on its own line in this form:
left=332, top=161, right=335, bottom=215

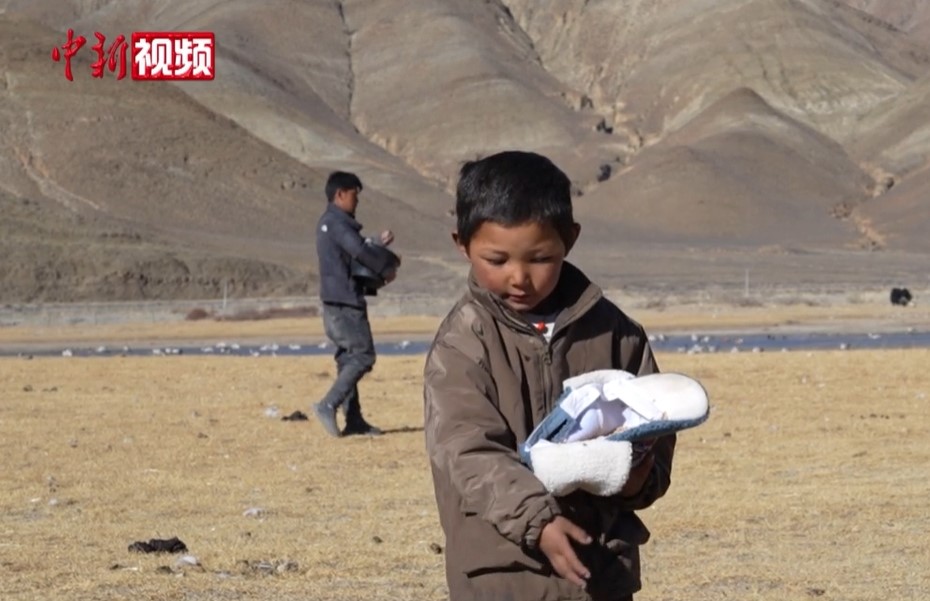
left=1, top=350, right=928, bottom=600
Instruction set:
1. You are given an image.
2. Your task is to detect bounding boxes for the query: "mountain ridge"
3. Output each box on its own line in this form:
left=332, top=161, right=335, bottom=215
left=1, top=0, right=929, bottom=304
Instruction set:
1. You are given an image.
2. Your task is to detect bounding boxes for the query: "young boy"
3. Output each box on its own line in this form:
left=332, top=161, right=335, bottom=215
left=424, top=151, right=675, bottom=601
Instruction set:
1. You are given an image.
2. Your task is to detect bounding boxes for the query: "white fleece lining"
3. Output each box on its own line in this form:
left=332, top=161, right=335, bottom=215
left=603, top=373, right=709, bottom=424
left=562, top=369, right=635, bottom=391
left=529, top=438, right=633, bottom=497
left=557, top=385, right=603, bottom=419
left=557, top=371, right=710, bottom=442
left=527, top=371, right=710, bottom=496
left=601, top=379, right=666, bottom=421
left=561, top=391, right=645, bottom=443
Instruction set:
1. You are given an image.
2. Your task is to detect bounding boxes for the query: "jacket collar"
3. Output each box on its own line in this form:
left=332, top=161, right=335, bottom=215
left=325, top=202, right=361, bottom=229
left=468, top=262, right=603, bottom=338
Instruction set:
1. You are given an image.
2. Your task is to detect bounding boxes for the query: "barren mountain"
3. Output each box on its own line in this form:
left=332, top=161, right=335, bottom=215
left=576, top=88, right=874, bottom=247
left=839, top=0, right=930, bottom=41
left=857, top=163, right=930, bottom=252
left=1, top=0, right=929, bottom=305
left=0, top=13, right=454, bottom=301
left=503, top=0, right=928, bottom=139
left=852, top=74, right=930, bottom=174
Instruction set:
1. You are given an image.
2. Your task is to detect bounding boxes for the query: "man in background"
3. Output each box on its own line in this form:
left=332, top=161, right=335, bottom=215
left=313, top=171, right=397, bottom=437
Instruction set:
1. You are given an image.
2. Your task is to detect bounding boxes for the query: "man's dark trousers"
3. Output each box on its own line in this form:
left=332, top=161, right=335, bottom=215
left=319, top=302, right=375, bottom=428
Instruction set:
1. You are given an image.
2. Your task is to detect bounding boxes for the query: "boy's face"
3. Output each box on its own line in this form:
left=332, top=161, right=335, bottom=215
left=456, top=221, right=578, bottom=313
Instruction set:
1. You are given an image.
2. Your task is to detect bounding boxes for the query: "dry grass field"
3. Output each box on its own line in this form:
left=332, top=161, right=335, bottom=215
left=2, top=347, right=929, bottom=600
left=2, top=300, right=929, bottom=350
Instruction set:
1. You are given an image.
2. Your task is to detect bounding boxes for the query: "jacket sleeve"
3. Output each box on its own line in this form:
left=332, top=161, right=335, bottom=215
left=326, top=219, right=395, bottom=277
left=611, top=320, right=676, bottom=511
left=424, top=339, right=562, bottom=549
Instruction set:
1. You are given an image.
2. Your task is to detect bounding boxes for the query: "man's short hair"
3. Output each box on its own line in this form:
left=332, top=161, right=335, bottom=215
left=325, top=171, right=363, bottom=202
left=455, top=151, right=574, bottom=248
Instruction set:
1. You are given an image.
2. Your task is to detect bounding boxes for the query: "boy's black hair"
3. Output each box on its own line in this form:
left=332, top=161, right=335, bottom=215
left=455, top=151, right=574, bottom=248
left=325, top=171, right=363, bottom=202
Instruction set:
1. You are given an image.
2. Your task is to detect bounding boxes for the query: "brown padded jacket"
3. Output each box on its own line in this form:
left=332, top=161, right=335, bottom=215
left=424, top=263, right=676, bottom=601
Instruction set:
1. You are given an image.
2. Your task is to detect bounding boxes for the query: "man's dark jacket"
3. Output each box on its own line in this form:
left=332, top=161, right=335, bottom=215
left=316, top=203, right=395, bottom=307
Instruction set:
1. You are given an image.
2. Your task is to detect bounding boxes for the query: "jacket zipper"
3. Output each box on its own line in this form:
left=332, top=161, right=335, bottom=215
left=538, top=289, right=600, bottom=412
left=493, top=293, right=595, bottom=413
left=541, top=343, right=553, bottom=412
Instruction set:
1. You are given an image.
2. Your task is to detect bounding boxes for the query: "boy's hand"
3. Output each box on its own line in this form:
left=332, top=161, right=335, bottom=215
left=539, top=516, right=591, bottom=587
left=380, top=230, right=394, bottom=246
left=620, top=451, right=655, bottom=497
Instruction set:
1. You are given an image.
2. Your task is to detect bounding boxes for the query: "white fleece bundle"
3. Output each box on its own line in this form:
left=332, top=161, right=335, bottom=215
left=527, top=370, right=710, bottom=497
left=530, top=438, right=634, bottom=496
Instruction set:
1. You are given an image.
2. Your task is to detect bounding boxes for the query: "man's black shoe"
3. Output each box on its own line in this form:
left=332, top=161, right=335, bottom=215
left=313, top=402, right=341, bottom=437
left=342, top=422, right=384, bottom=437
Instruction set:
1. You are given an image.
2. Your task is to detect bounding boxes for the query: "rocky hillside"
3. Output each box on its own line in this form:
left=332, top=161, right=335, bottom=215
left=1, top=0, right=928, bottom=303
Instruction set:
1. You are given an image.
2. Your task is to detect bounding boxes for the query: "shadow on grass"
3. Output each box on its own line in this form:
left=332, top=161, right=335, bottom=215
left=381, top=426, right=424, bottom=435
